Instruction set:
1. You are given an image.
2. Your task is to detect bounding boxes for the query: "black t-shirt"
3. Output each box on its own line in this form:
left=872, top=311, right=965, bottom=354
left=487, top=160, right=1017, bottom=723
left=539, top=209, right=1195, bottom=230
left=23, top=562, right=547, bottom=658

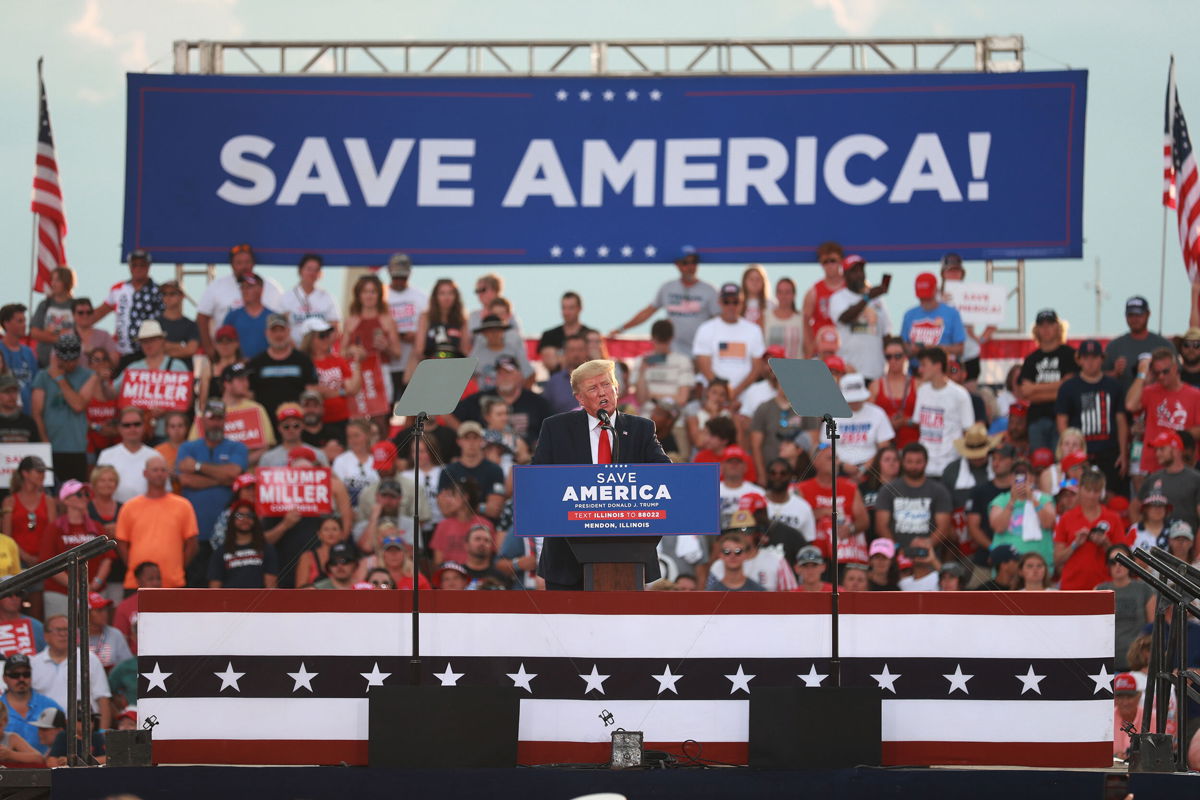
left=439, top=459, right=507, bottom=502
left=537, top=324, right=593, bottom=353
left=1182, top=367, right=1200, bottom=388
left=248, top=350, right=318, bottom=428
left=302, top=425, right=340, bottom=450
left=465, top=562, right=513, bottom=588
left=1054, top=374, right=1126, bottom=453
left=453, top=389, right=551, bottom=444
left=207, top=544, right=279, bottom=588
left=964, top=480, right=1006, bottom=542
left=157, top=314, right=201, bottom=368
left=0, top=411, right=39, bottom=443
left=1019, top=344, right=1078, bottom=421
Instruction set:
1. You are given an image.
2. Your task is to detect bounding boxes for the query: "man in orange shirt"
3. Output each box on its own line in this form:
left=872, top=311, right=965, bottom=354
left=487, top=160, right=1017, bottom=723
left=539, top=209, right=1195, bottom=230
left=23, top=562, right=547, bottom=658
left=115, top=455, right=198, bottom=589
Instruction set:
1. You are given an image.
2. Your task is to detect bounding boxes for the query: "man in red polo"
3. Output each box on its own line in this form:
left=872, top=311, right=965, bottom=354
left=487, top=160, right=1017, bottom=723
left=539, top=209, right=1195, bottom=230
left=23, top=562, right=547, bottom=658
left=1053, top=469, right=1130, bottom=590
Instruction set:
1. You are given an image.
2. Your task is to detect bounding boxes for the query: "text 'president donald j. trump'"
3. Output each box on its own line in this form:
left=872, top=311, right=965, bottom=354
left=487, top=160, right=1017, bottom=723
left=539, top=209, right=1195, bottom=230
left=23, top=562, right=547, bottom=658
left=531, top=358, right=672, bottom=590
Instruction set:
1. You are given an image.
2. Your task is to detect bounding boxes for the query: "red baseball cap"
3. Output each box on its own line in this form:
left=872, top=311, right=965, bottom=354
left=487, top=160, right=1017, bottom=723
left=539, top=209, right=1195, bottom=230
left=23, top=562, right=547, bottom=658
left=738, top=492, right=767, bottom=512
left=276, top=405, right=303, bottom=422
left=842, top=254, right=866, bottom=272
left=1149, top=430, right=1183, bottom=450
left=1030, top=448, right=1055, bottom=469
left=372, top=441, right=398, bottom=470
left=823, top=355, right=847, bottom=375
left=721, top=446, right=750, bottom=464
left=1008, top=402, right=1029, bottom=418
left=764, top=345, right=787, bottom=360
left=88, top=592, right=112, bottom=610
left=232, top=473, right=257, bottom=492
left=1113, top=672, right=1139, bottom=694
left=915, top=272, right=939, bottom=300
left=1060, top=451, right=1089, bottom=472
left=287, top=446, right=318, bottom=464
left=215, top=325, right=238, bottom=342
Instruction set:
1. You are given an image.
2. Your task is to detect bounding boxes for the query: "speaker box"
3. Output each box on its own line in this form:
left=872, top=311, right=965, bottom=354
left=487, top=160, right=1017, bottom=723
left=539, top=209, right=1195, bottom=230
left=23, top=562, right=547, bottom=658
left=368, top=685, right=520, bottom=768
left=1127, top=733, right=1175, bottom=772
left=749, top=687, right=882, bottom=769
left=106, top=729, right=153, bottom=766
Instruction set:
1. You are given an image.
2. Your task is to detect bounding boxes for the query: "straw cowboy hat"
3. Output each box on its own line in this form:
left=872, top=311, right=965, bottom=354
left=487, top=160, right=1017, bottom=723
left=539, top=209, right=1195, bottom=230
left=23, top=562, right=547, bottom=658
left=953, top=422, right=1005, bottom=459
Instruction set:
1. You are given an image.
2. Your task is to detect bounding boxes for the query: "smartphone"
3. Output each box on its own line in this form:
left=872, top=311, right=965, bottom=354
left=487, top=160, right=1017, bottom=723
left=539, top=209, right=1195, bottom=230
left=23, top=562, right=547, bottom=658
left=1014, top=473, right=1027, bottom=486
left=881, top=273, right=892, bottom=292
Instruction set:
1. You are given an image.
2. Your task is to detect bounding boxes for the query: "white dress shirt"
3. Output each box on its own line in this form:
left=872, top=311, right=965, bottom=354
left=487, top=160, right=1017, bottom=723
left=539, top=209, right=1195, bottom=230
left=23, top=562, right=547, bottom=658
left=586, top=410, right=618, bottom=464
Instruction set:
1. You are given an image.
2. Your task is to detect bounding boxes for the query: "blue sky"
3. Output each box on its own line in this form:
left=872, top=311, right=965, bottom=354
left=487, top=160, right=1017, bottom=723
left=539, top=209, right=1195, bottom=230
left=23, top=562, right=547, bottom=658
left=1, top=0, right=1198, bottom=338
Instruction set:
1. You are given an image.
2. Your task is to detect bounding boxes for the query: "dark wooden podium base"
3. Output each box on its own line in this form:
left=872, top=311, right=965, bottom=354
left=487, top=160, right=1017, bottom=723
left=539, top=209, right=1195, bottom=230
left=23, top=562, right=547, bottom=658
left=583, top=562, right=646, bottom=591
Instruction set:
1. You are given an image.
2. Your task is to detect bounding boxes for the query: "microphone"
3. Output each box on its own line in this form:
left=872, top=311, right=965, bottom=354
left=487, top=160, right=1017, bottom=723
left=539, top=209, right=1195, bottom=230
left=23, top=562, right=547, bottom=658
left=597, top=407, right=614, bottom=431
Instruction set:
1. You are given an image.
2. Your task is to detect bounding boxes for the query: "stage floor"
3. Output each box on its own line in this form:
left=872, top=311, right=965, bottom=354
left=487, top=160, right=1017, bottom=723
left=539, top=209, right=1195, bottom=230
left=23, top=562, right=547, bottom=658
left=41, top=765, right=1199, bottom=800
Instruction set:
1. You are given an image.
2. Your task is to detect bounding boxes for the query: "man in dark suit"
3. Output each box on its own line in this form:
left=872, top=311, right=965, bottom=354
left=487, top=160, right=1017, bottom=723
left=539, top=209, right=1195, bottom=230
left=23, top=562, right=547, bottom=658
left=532, top=359, right=672, bottom=590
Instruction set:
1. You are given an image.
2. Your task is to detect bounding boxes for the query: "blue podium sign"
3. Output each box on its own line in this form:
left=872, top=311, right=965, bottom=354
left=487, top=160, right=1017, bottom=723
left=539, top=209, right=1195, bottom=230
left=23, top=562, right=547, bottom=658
left=513, top=462, right=719, bottom=538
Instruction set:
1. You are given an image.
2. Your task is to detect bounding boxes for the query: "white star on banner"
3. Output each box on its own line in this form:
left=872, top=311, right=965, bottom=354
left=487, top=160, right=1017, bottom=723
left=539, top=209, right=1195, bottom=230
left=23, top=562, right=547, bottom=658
left=141, top=662, right=171, bottom=693
left=870, top=663, right=901, bottom=693
left=361, top=662, right=391, bottom=691
left=214, top=662, right=245, bottom=693
left=555, top=89, right=568, bottom=101
left=943, top=664, right=973, bottom=695
left=651, top=665, right=683, bottom=695
left=1087, top=664, right=1113, bottom=695
left=597, top=245, right=610, bottom=257
left=579, top=89, right=592, bottom=101
left=1015, top=665, right=1047, bottom=695
left=626, top=89, right=639, bottom=101
left=549, top=245, right=562, bottom=258
left=643, top=245, right=657, bottom=257
left=580, top=665, right=610, bottom=695
left=725, top=665, right=755, bottom=694
left=574, top=245, right=587, bottom=257
left=649, top=89, right=662, bottom=101
left=603, top=90, right=615, bottom=101
left=287, top=662, right=318, bottom=693
left=506, top=663, right=538, bottom=693
left=620, top=245, right=634, bottom=257
left=798, top=664, right=827, bottom=688
left=434, top=663, right=464, bottom=687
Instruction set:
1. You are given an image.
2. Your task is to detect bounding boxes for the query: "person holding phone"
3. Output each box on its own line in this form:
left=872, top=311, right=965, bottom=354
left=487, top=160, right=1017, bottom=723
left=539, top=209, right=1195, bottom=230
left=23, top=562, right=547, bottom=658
left=1053, top=469, right=1130, bottom=590
left=987, top=460, right=1057, bottom=568
left=828, top=255, right=891, bottom=381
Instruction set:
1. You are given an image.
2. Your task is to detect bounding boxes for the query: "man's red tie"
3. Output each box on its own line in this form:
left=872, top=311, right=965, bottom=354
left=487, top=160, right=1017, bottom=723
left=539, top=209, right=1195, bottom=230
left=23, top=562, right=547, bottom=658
left=597, top=426, right=612, bottom=464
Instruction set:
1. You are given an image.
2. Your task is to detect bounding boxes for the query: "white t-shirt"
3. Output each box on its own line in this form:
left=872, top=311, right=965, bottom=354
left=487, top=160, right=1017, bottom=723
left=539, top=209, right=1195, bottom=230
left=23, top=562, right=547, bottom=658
left=387, top=285, right=429, bottom=373
left=835, top=402, right=896, bottom=467
left=97, top=443, right=160, bottom=504
left=709, top=544, right=797, bottom=591
left=196, top=273, right=285, bottom=337
left=718, top=480, right=764, bottom=529
left=634, top=350, right=694, bottom=402
left=279, top=285, right=342, bottom=346
left=912, top=381, right=975, bottom=477
left=828, top=288, right=891, bottom=379
left=692, top=317, right=766, bottom=388
left=739, top=380, right=776, bottom=420
left=766, top=494, right=817, bottom=542
left=899, top=571, right=941, bottom=591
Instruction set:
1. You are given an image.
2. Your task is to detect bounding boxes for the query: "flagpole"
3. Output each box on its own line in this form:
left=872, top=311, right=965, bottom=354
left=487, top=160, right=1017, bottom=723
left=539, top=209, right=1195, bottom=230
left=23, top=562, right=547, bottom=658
left=1159, top=207, right=1169, bottom=335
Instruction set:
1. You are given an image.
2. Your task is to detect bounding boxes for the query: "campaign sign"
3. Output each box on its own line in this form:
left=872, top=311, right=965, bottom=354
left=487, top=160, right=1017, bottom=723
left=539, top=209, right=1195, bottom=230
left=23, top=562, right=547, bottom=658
left=942, top=280, right=1007, bottom=326
left=119, top=369, right=193, bottom=412
left=350, top=355, right=390, bottom=417
left=513, top=462, right=719, bottom=538
left=224, top=407, right=267, bottom=449
left=255, top=467, right=332, bottom=517
left=124, top=70, right=1087, bottom=265
left=0, top=443, right=54, bottom=487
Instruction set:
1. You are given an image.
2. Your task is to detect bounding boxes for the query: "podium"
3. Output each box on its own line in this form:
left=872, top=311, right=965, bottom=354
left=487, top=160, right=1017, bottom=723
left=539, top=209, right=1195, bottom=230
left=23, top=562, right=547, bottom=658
left=513, top=462, right=720, bottom=591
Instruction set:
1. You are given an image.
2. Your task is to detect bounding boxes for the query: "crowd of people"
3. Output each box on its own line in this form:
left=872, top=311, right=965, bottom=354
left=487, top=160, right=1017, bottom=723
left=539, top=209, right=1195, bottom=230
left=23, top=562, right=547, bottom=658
left=0, top=242, right=1196, bottom=764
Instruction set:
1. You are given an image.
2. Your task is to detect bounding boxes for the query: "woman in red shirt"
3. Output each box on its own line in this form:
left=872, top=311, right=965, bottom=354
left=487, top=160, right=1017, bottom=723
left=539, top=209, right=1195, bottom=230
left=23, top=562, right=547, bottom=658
left=871, top=335, right=919, bottom=448
left=1, top=456, right=57, bottom=619
left=302, top=317, right=362, bottom=443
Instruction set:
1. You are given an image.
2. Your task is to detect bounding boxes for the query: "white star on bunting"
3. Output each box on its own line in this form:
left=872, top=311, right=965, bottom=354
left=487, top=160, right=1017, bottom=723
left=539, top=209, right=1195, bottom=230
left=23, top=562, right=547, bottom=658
left=141, top=662, right=171, bottom=693
left=651, top=665, right=683, bottom=695
left=603, top=90, right=615, bottom=101
left=555, top=89, right=568, bottom=101
left=626, top=89, right=639, bottom=101
left=649, top=89, right=662, bottom=101
left=361, top=662, right=391, bottom=691
left=573, top=245, right=586, bottom=257
left=643, top=245, right=657, bottom=257
left=798, top=664, right=827, bottom=688
left=434, top=663, right=464, bottom=687
left=506, top=663, right=537, bottom=693
left=1087, top=664, right=1113, bottom=695
left=943, top=664, right=973, bottom=695
left=549, top=245, right=562, bottom=258
left=1015, top=665, right=1046, bottom=695
left=579, top=89, right=592, bottom=101
left=620, top=245, right=634, bottom=257
left=214, top=662, right=245, bottom=692
left=580, top=664, right=610, bottom=695
left=597, top=245, right=610, bottom=257
left=725, top=664, right=755, bottom=694
left=870, top=663, right=901, bottom=693
left=287, top=662, right=318, bottom=693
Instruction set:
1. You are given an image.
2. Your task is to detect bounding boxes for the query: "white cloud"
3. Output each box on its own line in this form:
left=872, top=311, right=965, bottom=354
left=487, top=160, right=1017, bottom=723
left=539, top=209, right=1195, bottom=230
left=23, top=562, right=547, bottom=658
left=811, top=0, right=888, bottom=35
left=76, top=86, right=113, bottom=105
left=66, top=0, right=244, bottom=72
left=68, top=0, right=115, bottom=47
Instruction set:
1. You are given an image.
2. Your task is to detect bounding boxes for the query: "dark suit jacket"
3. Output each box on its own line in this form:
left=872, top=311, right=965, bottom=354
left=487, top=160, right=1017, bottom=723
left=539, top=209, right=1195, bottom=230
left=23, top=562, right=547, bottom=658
left=531, top=409, right=671, bottom=586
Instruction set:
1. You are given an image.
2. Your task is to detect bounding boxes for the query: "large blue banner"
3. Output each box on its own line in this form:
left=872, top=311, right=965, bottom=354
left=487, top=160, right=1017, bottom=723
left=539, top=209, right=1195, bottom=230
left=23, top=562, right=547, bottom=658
left=123, top=71, right=1086, bottom=265
left=513, top=462, right=719, bottom=538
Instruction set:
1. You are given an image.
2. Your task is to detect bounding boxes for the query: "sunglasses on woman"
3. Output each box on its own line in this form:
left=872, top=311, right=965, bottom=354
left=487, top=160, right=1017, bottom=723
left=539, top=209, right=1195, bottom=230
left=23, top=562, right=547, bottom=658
left=722, top=547, right=745, bottom=556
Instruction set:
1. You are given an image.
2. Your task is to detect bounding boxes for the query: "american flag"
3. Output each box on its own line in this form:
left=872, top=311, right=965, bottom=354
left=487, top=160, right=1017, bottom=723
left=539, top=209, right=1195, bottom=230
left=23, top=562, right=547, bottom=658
left=30, top=58, right=66, bottom=294
left=139, top=590, right=1115, bottom=768
left=1166, top=57, right=1200, bottom=281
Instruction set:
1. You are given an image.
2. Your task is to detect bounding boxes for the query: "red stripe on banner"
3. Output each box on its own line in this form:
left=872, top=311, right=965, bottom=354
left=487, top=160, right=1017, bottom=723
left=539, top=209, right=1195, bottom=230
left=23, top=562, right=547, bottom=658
left=32, top=177, right=61, bottom=198
left=882, top=741, right=1112, bottom=768
left=139, top=588, right=1111, bottom=617
left=152, top=739, right=1111, bottom=768
left=839, top=590, right=1114, bottom=616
